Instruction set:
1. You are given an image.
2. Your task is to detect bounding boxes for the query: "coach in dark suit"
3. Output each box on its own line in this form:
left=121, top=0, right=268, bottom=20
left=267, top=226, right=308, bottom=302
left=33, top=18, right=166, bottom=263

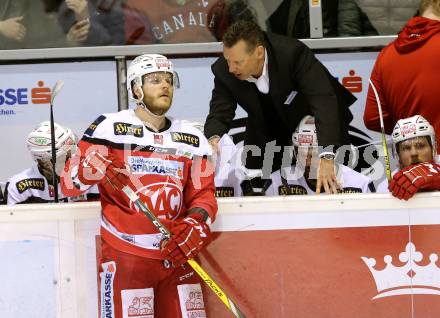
left=204, top=20, right=356, bottom=194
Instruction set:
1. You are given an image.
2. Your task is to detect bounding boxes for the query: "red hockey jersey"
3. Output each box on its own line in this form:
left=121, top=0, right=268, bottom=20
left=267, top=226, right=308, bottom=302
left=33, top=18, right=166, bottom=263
left=62, top=110, right=217, bottom=259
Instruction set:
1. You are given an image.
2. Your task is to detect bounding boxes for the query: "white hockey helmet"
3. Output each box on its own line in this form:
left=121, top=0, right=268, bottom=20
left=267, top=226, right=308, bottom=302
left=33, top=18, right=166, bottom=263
left=292, top=115, right=318, bottom=147
left=391, top=115, right=436, bottom=158
left=27, top=121, right=77, bottom=161
left=126, top=54, right=180, bottom=103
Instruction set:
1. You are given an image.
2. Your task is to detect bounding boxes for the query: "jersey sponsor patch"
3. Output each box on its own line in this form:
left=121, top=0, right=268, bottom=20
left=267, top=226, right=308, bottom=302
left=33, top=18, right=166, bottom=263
left=171, top=132, right=200, bottom=147
left=128, top=156, right=184, bottom=179
left=114, top=122, right=144, bottom=137
left=215, top=187, right=234, bottom=197
left=84, top=115, right=106, bottom=137
left=16, top=178, right=45, bottom=194
left=121, top=288, right=154, bottom=318
left=138, top=145, right=177, bottom=155
left=100, top=261, right=116, bottom=318
left=177, top=283, right=206, bottom=318
left=176, top=149, right=193, bottom=159
left=278, top=184, right=307, bottom=195
left=339, top=187, right=362, bottom=194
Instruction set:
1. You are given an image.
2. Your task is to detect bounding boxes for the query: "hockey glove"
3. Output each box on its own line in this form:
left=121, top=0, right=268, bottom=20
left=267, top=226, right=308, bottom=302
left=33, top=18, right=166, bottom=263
left=161, top=213, right=212, bottom=267
left=79, top=151, right=130, bottom=193
left=388, top=162, right=440, bottom=200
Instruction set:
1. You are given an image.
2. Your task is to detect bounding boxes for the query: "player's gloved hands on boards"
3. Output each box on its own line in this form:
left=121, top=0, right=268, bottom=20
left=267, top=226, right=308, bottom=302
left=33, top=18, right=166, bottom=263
left=161, top=213, right=212, bottom=267
left=79, top=151, right=130, bottom=193
left=388, top=162, right=440, bottom=200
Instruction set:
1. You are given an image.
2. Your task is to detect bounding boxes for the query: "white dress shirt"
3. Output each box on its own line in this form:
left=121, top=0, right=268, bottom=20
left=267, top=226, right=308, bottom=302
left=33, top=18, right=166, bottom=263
left=246, top=49, right=269, bottom=94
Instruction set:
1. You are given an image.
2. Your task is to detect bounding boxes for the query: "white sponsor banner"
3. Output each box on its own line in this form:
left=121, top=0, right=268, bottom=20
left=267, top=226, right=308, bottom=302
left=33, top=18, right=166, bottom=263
left=0, top=61, right=118, bottom=182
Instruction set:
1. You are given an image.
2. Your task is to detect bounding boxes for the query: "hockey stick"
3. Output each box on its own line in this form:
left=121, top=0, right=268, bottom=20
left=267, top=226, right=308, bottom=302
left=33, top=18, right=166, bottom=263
left=49, top=80, right=65, bottom=203
left=368, top=79, right=392, bottom=181
left=122, top=185, right=246, bottom=318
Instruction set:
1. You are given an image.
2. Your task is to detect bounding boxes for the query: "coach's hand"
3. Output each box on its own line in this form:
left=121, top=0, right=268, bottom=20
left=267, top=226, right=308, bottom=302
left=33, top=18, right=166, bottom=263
left=316, top=158, right=341, bottom=194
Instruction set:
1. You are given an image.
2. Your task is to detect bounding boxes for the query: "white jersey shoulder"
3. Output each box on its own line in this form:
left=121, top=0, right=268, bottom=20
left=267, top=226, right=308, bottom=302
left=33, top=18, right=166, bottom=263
left=267, top=164, right=374, bottom=196
left=83, top=111, right=212, bottom=157
left=169, top=118, right=212, bottom=157
left=5, top=165, right=47, bottom=205
left=337, top=165, right=375, bottom=193
left=6, top=165, right=99, bottom=205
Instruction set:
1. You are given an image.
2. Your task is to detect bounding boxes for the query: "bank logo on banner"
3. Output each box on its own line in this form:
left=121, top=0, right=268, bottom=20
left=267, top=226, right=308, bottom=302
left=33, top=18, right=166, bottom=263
left=341, top=69, right=363, bottom=93
left=362, top=242, right=440, bottom=299
left=0, top=81, right=52, bottom=116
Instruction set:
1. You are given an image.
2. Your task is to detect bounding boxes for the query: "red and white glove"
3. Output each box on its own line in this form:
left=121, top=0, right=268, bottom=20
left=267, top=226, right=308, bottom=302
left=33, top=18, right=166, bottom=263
left=161, top=213, right=212, bottom=267
left=78, top=151, right=130, bottom=193
left=388, top=162, right=440, bottom=200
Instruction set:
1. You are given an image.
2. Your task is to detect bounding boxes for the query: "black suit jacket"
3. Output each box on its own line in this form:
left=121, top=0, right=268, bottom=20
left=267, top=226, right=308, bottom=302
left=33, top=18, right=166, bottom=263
left=204, top=32, right=356, bottom=168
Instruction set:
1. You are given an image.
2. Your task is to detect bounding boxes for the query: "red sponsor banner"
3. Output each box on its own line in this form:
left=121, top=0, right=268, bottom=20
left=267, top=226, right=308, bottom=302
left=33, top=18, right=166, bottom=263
left=198, top=225, right=440, bottom=317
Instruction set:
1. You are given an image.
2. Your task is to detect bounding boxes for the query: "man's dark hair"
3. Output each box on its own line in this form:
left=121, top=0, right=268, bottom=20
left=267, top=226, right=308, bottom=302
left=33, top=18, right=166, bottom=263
left=222, top=20, right=266, bottom=52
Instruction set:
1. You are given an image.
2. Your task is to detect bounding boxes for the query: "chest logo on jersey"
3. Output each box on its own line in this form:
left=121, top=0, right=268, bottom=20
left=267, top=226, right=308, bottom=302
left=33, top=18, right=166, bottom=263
left=171, top=132, right=199, bottom=147
left=128, top=156, right=184, bottom=179
left=215, top=187, right=234, bottom=197
left=114, top=122, right=144, bottom=137
left=16, top=178, right=45, bottom=193
left=278, top=185, right=307, bottom=195
left=135, top=182, right=183, bottom=219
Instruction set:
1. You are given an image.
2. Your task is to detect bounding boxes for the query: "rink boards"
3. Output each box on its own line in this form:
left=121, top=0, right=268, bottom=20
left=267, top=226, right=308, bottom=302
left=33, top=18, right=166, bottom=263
left=0, top=193, right=440, bottom=317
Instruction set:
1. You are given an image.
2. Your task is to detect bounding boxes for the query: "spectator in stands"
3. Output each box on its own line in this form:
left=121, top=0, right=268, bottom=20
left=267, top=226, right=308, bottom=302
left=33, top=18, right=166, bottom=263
left=56, top=0, right=125, bottom=46
left=364, top=0, right=440, bottom=149
left=4, top=121, right=99, bottom=205
left=207, top=0, right=258, bottom=41
left=124, top=0, right=217, bottom=44
left=266, top=116, right=375, bottom=195
left=376, top=115, right=440, bottom=200
left=204, top=20, right=356, bottom=195
left=0, top=0, right=29, bottom=49
left=122, top=2, right=155, bottom=45
left=267, top=0, right=378, bottom=39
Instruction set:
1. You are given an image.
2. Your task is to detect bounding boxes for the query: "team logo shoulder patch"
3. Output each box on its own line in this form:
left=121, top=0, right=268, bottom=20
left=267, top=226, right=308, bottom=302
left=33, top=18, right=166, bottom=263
left=16, top=178, right=45, bottom=194
left=114, top=122, right=144, bottom=137
left=339, top=187, right=362, bottom=194
left=84, top=115, right=106, bottom=136
left=171, top=132, right=200, bottom=147
left=278, top=184, right=307, bottom=195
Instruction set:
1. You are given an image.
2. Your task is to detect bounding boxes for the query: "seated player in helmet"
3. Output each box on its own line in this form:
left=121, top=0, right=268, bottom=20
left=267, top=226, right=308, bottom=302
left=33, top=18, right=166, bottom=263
left=61, top=54, right=217, bottom=318
left=266, top=115, right=375, bottom=195
left=376, top=115, right=440, bottom=200
left=4, top=121, right=99, bottom=205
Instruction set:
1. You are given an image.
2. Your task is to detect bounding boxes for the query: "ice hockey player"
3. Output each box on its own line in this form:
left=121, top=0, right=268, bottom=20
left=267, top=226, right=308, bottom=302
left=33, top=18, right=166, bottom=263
left=61, top=54, right=217, bottom=318
left=377, top=115, right=440, bottom=200
left=266, top=115, right=375, bottom=195
left=4, top=121, right=99, bottom=205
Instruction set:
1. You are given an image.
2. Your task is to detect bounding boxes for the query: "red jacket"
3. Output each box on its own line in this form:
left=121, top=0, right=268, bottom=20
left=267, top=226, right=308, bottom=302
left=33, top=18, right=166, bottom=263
left=364, top=16, right=440, bottom=151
